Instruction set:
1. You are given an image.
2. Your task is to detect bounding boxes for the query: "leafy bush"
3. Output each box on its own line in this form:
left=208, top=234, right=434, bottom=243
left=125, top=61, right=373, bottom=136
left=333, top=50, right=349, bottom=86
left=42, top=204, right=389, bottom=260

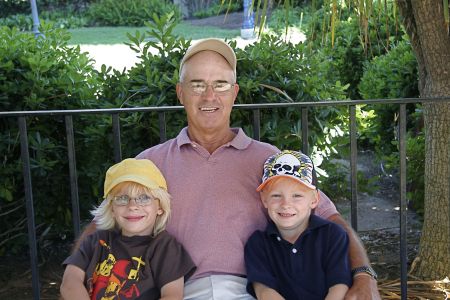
left=358, top=40, right=419, bottom=152
left=87, top=0, right=181, bottom=26
left=0, top=8, right=390, bottom=257
left=193, top=1, right=242, bottom=19
left=0, top=23, right=101, bottom=254
left=305, top=1, right=404, bottom=99
left=358, top=40, right=422, bottom=215
left=0, top=12, right=87, bottom=30
left=0, top=14, right=33, bottom=31
left=0, top=0, right=30, bottom=17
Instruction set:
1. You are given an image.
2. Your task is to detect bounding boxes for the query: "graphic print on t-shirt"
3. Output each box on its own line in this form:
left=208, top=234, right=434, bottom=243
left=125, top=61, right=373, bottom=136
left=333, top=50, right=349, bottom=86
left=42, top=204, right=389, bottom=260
left=88, top=239, right=146, bottom=300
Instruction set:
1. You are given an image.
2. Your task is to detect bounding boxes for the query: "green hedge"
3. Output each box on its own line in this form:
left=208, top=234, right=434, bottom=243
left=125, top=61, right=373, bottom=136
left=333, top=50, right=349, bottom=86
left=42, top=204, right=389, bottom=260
left=86, top=0, right=181, bottom=26
left=0, top=8, right=412, bottom=256
left=358, top=40, right=422, bottom=215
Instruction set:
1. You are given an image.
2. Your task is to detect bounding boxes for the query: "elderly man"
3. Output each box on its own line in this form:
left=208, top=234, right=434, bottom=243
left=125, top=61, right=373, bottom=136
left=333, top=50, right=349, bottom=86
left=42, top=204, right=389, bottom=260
left=136, top=38, right=380, bottom=300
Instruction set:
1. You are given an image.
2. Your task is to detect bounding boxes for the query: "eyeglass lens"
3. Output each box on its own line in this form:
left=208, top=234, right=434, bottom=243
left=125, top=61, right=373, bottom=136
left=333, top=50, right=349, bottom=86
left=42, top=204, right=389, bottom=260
left=113, top=194, right=153, bottom=206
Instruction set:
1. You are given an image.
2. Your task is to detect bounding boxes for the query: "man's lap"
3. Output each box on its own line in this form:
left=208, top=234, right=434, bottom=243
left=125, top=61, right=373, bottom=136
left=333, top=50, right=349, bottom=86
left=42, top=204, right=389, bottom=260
left=184, top=274, right=254, bottom=300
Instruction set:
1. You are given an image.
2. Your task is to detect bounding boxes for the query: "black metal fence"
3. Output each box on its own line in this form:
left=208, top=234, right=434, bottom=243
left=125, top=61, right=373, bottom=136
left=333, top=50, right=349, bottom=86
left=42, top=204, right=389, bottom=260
left=1, top=96, right=449, bottom=300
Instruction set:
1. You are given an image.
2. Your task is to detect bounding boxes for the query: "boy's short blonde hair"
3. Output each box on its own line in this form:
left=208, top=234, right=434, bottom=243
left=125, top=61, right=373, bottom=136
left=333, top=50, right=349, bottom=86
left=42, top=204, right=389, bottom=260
left=91, top=181, right=171, bottom=237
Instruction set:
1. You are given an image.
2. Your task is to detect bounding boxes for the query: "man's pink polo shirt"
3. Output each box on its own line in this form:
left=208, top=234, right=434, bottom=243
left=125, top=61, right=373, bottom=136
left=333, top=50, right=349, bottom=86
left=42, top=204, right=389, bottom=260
left=136, top=127, right=338, bottom=279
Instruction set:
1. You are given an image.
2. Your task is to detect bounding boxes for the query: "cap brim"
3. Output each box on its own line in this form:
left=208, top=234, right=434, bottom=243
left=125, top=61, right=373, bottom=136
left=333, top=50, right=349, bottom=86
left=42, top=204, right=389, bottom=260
left=256, top=175, right=316, bottom=192
left=104, top=175, right=160, bottom=198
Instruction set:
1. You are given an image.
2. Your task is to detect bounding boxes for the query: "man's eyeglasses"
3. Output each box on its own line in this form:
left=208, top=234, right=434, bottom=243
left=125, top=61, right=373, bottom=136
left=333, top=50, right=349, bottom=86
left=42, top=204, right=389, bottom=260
left=112, top=194, right=155, bottom=206
left=185, top=81, right=234, bottom=95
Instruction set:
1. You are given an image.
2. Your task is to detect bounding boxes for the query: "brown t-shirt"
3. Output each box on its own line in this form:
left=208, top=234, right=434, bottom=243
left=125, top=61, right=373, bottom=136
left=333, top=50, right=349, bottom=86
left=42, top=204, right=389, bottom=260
left=63, top=230, right=196, bottom=299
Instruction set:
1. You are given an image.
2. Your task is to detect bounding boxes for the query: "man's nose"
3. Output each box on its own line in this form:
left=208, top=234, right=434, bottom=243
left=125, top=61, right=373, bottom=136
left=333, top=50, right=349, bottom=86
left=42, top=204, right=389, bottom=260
left=203, top=84, right=216, bottom=99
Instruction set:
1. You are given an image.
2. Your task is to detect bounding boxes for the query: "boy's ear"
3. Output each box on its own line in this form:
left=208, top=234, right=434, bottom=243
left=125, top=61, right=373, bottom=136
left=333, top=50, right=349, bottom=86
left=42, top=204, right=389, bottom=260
left=260, top=191, right=269, bottom=208
left=157, top=208, right=164, bottom=215
left=310, top=190, right=320, bottom=209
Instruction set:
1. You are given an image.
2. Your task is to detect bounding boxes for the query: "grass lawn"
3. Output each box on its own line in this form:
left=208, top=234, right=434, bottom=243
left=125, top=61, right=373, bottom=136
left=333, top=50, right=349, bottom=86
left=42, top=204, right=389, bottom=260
left=68, top=23, right=240, bottom=45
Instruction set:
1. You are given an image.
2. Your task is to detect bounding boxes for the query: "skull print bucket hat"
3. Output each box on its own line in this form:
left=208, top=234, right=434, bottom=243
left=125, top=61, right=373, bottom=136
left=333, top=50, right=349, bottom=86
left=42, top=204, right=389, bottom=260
left=256, top=150, right=317, bottom=192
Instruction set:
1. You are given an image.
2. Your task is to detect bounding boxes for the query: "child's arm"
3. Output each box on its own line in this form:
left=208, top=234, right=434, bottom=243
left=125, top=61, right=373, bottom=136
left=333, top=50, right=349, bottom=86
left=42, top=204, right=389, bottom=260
left=253, top=282, right=285, bottom=300
left=324, top=283, right=349, bottom=300
left=60, top=264, right=90, bottom=300
left=159, top=276, right=184, bottom=300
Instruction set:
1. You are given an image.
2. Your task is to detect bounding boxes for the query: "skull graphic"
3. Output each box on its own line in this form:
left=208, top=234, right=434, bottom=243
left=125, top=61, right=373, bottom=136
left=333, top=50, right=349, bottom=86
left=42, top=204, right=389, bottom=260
left=271, top=153, right=301, bottom=177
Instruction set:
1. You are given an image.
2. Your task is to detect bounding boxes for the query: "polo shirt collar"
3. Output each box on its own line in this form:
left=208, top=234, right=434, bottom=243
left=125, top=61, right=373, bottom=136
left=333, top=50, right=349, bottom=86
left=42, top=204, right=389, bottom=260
left=266, top=214, right=329, bottom=241
left=176, top=127, right=251, bottom=150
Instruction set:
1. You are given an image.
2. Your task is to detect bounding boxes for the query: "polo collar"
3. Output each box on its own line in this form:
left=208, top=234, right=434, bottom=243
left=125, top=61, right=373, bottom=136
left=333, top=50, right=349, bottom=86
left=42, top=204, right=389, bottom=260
left=176, top=127, right=252, bottom=150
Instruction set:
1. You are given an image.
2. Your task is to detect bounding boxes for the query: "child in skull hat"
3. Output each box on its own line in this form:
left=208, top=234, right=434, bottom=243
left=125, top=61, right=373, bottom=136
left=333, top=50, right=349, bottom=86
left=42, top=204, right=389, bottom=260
left=244, top=150, right=352, bottom=300
left=60, top=158, right=195, bottom=300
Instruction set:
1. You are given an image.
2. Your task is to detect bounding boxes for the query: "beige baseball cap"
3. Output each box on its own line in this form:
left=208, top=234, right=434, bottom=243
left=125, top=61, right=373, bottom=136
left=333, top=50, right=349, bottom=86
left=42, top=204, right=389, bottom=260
left=180, top=38, right=236, bottom=77
left=103, top=158, right=167, bottom=198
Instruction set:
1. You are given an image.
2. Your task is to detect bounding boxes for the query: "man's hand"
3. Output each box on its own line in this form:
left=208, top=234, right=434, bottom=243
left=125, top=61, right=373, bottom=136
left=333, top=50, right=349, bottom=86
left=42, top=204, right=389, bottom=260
left=344, top=275, right=381, bottom=300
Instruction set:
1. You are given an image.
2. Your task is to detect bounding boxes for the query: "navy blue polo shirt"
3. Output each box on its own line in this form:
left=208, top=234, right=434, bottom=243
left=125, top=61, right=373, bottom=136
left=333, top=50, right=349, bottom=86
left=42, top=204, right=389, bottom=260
left=244, top=214, right=352, bottom=300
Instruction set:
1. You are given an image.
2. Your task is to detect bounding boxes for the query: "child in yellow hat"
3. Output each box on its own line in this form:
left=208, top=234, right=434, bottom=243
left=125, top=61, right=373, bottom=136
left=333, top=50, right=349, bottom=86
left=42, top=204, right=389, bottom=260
left=60, top=158, right=195, bottom=300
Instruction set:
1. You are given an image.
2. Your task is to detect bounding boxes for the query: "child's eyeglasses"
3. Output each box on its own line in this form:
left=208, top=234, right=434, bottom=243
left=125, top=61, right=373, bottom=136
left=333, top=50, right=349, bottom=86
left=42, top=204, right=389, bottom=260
left=112, top=194, right=155, bottom=206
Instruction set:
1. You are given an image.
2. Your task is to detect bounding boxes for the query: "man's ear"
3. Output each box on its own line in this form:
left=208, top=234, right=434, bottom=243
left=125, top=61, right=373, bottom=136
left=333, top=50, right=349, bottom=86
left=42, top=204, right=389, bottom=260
left=232, top=83, right=239, bottom=104
left=176, top=83, right=183, bottom=105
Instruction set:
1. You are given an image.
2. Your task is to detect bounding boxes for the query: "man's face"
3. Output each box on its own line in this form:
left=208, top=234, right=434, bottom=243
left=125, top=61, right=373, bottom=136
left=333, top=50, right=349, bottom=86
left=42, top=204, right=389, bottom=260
left=176, top=50, right=239, bottom=135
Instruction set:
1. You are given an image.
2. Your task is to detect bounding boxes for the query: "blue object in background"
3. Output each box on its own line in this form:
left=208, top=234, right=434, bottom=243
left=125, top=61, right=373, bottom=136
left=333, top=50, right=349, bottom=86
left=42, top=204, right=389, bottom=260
left=241, top=0, right=255, bottom=39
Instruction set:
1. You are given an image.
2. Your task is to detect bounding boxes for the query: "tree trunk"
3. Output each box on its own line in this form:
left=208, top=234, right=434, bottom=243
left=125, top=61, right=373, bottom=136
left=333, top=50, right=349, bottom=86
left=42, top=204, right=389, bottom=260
left=397, top=0, right=450, bottom=279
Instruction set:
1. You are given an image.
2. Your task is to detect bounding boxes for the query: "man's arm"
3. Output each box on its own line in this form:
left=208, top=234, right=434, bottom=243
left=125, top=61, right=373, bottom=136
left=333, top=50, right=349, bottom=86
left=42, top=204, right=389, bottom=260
left=328, top=214, right=380, bottom=300
left=253, top=282, right=285, bottom=300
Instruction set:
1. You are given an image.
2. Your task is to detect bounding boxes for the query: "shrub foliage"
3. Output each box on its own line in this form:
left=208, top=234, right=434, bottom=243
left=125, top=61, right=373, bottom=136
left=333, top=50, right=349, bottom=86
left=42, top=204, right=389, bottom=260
left=0, top=4, right=423, bottom=258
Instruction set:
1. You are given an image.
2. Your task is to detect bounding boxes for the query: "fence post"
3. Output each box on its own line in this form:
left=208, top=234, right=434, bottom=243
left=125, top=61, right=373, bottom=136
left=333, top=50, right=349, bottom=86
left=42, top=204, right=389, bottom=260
left=252, top=109, right=261, bottom=141
left=301, top=107, right=309, bottom=155
left=112, top=114, right=122, bottom=163
left=399, top=104, right=407, bottom=299
left=18, top=117, right=41, bottom=300
left=65, top=115, right=80, bottom=237
left=349, top=105, right=358, bottom=231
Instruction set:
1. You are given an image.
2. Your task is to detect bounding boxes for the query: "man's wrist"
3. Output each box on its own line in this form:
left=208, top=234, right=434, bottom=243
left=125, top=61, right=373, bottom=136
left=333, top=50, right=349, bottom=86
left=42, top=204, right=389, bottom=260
left=351, top=265, right=378, bottom=280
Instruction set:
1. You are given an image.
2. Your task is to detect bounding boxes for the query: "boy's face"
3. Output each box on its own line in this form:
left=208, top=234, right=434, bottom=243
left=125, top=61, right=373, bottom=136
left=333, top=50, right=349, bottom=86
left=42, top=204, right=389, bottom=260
left=111, top=183, right=163, bottom=237
left=261, top=177, right=319, bottom=241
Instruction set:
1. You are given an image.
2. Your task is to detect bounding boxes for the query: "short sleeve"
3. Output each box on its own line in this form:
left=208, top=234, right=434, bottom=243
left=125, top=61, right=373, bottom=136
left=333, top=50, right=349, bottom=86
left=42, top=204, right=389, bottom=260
left=315, top=190, right=339, bottom=219
left=325, top=224, right=352, bottom=288
left=150, top=232, right=196, bottom=289
left=63, top=232, right=97, bottom=271
left=244, top=231, right=278, bottom=297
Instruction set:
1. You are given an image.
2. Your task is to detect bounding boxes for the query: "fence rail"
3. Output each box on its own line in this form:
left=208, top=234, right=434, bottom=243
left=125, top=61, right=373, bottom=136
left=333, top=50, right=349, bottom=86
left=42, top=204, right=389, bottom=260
left=1, top=96, right=450, bottom=300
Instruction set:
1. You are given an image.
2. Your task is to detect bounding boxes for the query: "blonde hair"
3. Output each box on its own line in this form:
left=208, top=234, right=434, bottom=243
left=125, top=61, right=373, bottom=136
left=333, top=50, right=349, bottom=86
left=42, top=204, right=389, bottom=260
left=91, top=181, right=171, bottom=237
